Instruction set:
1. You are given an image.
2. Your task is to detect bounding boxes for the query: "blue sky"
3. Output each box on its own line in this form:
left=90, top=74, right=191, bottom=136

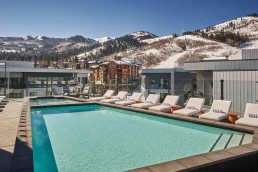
left=0, top=0, right=257, bottom=38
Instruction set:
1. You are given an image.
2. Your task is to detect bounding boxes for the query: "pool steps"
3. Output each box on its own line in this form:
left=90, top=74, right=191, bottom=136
left=210, top=133, right=253, bottom=152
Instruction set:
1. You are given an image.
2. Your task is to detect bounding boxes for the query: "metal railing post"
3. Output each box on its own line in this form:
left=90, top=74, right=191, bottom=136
left=220, top=79, right=224, bottom=100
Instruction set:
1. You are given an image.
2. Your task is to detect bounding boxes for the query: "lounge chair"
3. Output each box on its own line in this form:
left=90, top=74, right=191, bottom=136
left=62, top=86, right=80, bottom=98
left=235, top=103, right=258, bottom=127
left=0, top=96, right=8, bottom=105
left=90, top=90, right=115, bottom=101
left=115, top=93, right=143, bottom=106
left=100, top=91, right=128, bottom=103
left=81, top=86, right=90, bottom=99
left=149, top=95, right=179, bottom=112
left=0, top=96, right=8, bottom=100
left=131, top=94, right=160, bottom=109
left=51, top=87, right=61, bottom=96
left=199, top=100, right=231, bottom=121
left=173, top=98, right=205, bottom=116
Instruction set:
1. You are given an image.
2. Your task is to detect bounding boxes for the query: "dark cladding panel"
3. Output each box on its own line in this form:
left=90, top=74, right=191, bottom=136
left=184, top=59, right=258, bottom=71
left=143, top=73, right=171, bottom=79
left=23, top=72, right=73, bottom=77
left=174, top=72, right=196, bottom=80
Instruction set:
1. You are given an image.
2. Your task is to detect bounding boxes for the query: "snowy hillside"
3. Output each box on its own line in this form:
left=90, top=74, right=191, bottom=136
left=141, top=35, right=174, bottom=44
left=73, top=31, right=157, bottom=60
left=0, top=35, right=96, bottom=54
left=202, top=16, right=258, bottom=40
left=0, top=15, right=257, bottom=66
left=103, top=35, right=239, bottom=68
left=156, top=35, right=239, bottom=68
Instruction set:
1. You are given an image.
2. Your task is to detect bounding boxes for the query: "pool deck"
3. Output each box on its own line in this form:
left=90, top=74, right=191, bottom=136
left=1, top=96, right=258, bottom=171
left=0, top=99, right=29, bottom=172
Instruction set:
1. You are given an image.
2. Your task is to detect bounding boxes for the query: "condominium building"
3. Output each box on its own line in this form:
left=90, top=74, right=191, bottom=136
left=89, top=60, right=141, bottom=93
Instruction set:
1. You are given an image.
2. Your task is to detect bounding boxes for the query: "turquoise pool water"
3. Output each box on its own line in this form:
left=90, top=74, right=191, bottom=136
left=31, top=105, right=250, bottom=172
left=30, top=98, right=80, bottom=106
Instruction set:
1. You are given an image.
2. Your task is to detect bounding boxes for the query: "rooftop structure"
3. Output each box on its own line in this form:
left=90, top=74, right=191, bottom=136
left=184, top=46, right=258, bottom=115
left=140, top=68, right=196, bottom=104
left=0, top=61, right=91, bottom=97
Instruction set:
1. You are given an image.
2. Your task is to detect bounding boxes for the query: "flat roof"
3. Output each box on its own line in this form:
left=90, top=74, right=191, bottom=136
left=184, top=59, right=258, bottom=71
left=140, top=68, right=187, bottom=74
left=0, top=67, right=92, bottom=74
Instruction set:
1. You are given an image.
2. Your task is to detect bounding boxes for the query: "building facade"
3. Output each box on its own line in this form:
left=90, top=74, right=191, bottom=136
left=0, top=61, right=91, bottom=97
left=184, top=48, right=258, bottom=116
left=89, top=61, right=140, bottom=94
left=140, top=68, right=196, bottom=104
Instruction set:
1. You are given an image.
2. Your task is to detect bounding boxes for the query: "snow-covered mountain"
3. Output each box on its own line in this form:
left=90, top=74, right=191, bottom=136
left=95, top=37, right=114, bottom=43
left=74, top=31, right=157, bottom=60
left=0, top=15, right=257, bottom=68
left=101, top=35, right=239, bottom=68
left=0, top=35, right=96, bottom=54
left=202, top=16, right=258, bottom=40
left=128, top=31, right=158, bottom=41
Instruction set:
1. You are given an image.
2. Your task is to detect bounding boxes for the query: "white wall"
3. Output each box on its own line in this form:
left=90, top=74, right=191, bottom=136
left=213, top=70, right=258, bottom=116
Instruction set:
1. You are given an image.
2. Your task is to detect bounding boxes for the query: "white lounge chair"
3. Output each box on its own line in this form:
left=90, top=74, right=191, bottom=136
left=199, top=100, right=231, bottom=121
left=235, top=103, right=258, bottom=127
left=115, top=93, right=143, bottom=106
left=149, top=95, right=179, bottom=112
left=90, top=90, right=115, bottom=101
left=0, top=97, right=8, bottom=104
left=131, top=94, right=160, bottom=109
left=81, top=86, right=90, bottom=99
left=173, top=98, right=205, bottom=116
left=101, top=91, right=128, bottom=103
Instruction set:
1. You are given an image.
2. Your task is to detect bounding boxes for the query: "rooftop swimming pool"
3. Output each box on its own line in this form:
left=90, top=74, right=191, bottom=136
left=30, top=97, right=81, bottom=106
left=31, top=104, right=252, bottom=172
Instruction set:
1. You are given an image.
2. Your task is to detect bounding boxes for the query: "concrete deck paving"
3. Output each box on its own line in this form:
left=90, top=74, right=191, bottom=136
left=0, top=99, right=24, bottom=172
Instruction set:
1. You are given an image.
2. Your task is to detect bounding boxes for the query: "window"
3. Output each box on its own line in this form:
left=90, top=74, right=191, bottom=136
left=159, top=78, right=170, bottom=89
left=149, top=79, right=157, bottom=89
left=27, top=77, right=75, bottom=88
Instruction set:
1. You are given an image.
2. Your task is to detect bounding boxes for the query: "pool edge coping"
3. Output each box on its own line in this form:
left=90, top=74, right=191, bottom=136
left=26, top=97, right=258, bottom=172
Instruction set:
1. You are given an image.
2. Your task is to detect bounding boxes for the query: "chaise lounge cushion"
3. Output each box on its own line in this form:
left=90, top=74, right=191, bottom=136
left=149, top=105, right=171, bottom=111
left=101, top=98, right=121, bottom=103
left=199, top=112, right=227, bottom=121
left=199, top=100, right=231, bottom=121
left=128, top=93, right=142, bottom=101
left=115, top=100, right=135, bottom=106
left=149, top=95, right=179, bottom=112
left=173, top=108, right=200, bottom=116
left=90, top=90, right=115, bottom=101
left=115, top=93, right=143, bottom=106
left=131, top=94, right=160, bottom=109
left=101, top=91, right=127, bottom=103
left=131, top=102, right=153, bottom=109
left=235, top=117, right=258, bottom=127
left=173, top=98, right=205, bottom=116
left=90, top=96, right=107, bottom=101
left=235, top=103, right=258, bottom=127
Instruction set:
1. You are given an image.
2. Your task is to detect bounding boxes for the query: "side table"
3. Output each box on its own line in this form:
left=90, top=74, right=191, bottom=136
left=227, top=111, right=239, bottom=124
left=170, top=105, right=181, bottom=112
